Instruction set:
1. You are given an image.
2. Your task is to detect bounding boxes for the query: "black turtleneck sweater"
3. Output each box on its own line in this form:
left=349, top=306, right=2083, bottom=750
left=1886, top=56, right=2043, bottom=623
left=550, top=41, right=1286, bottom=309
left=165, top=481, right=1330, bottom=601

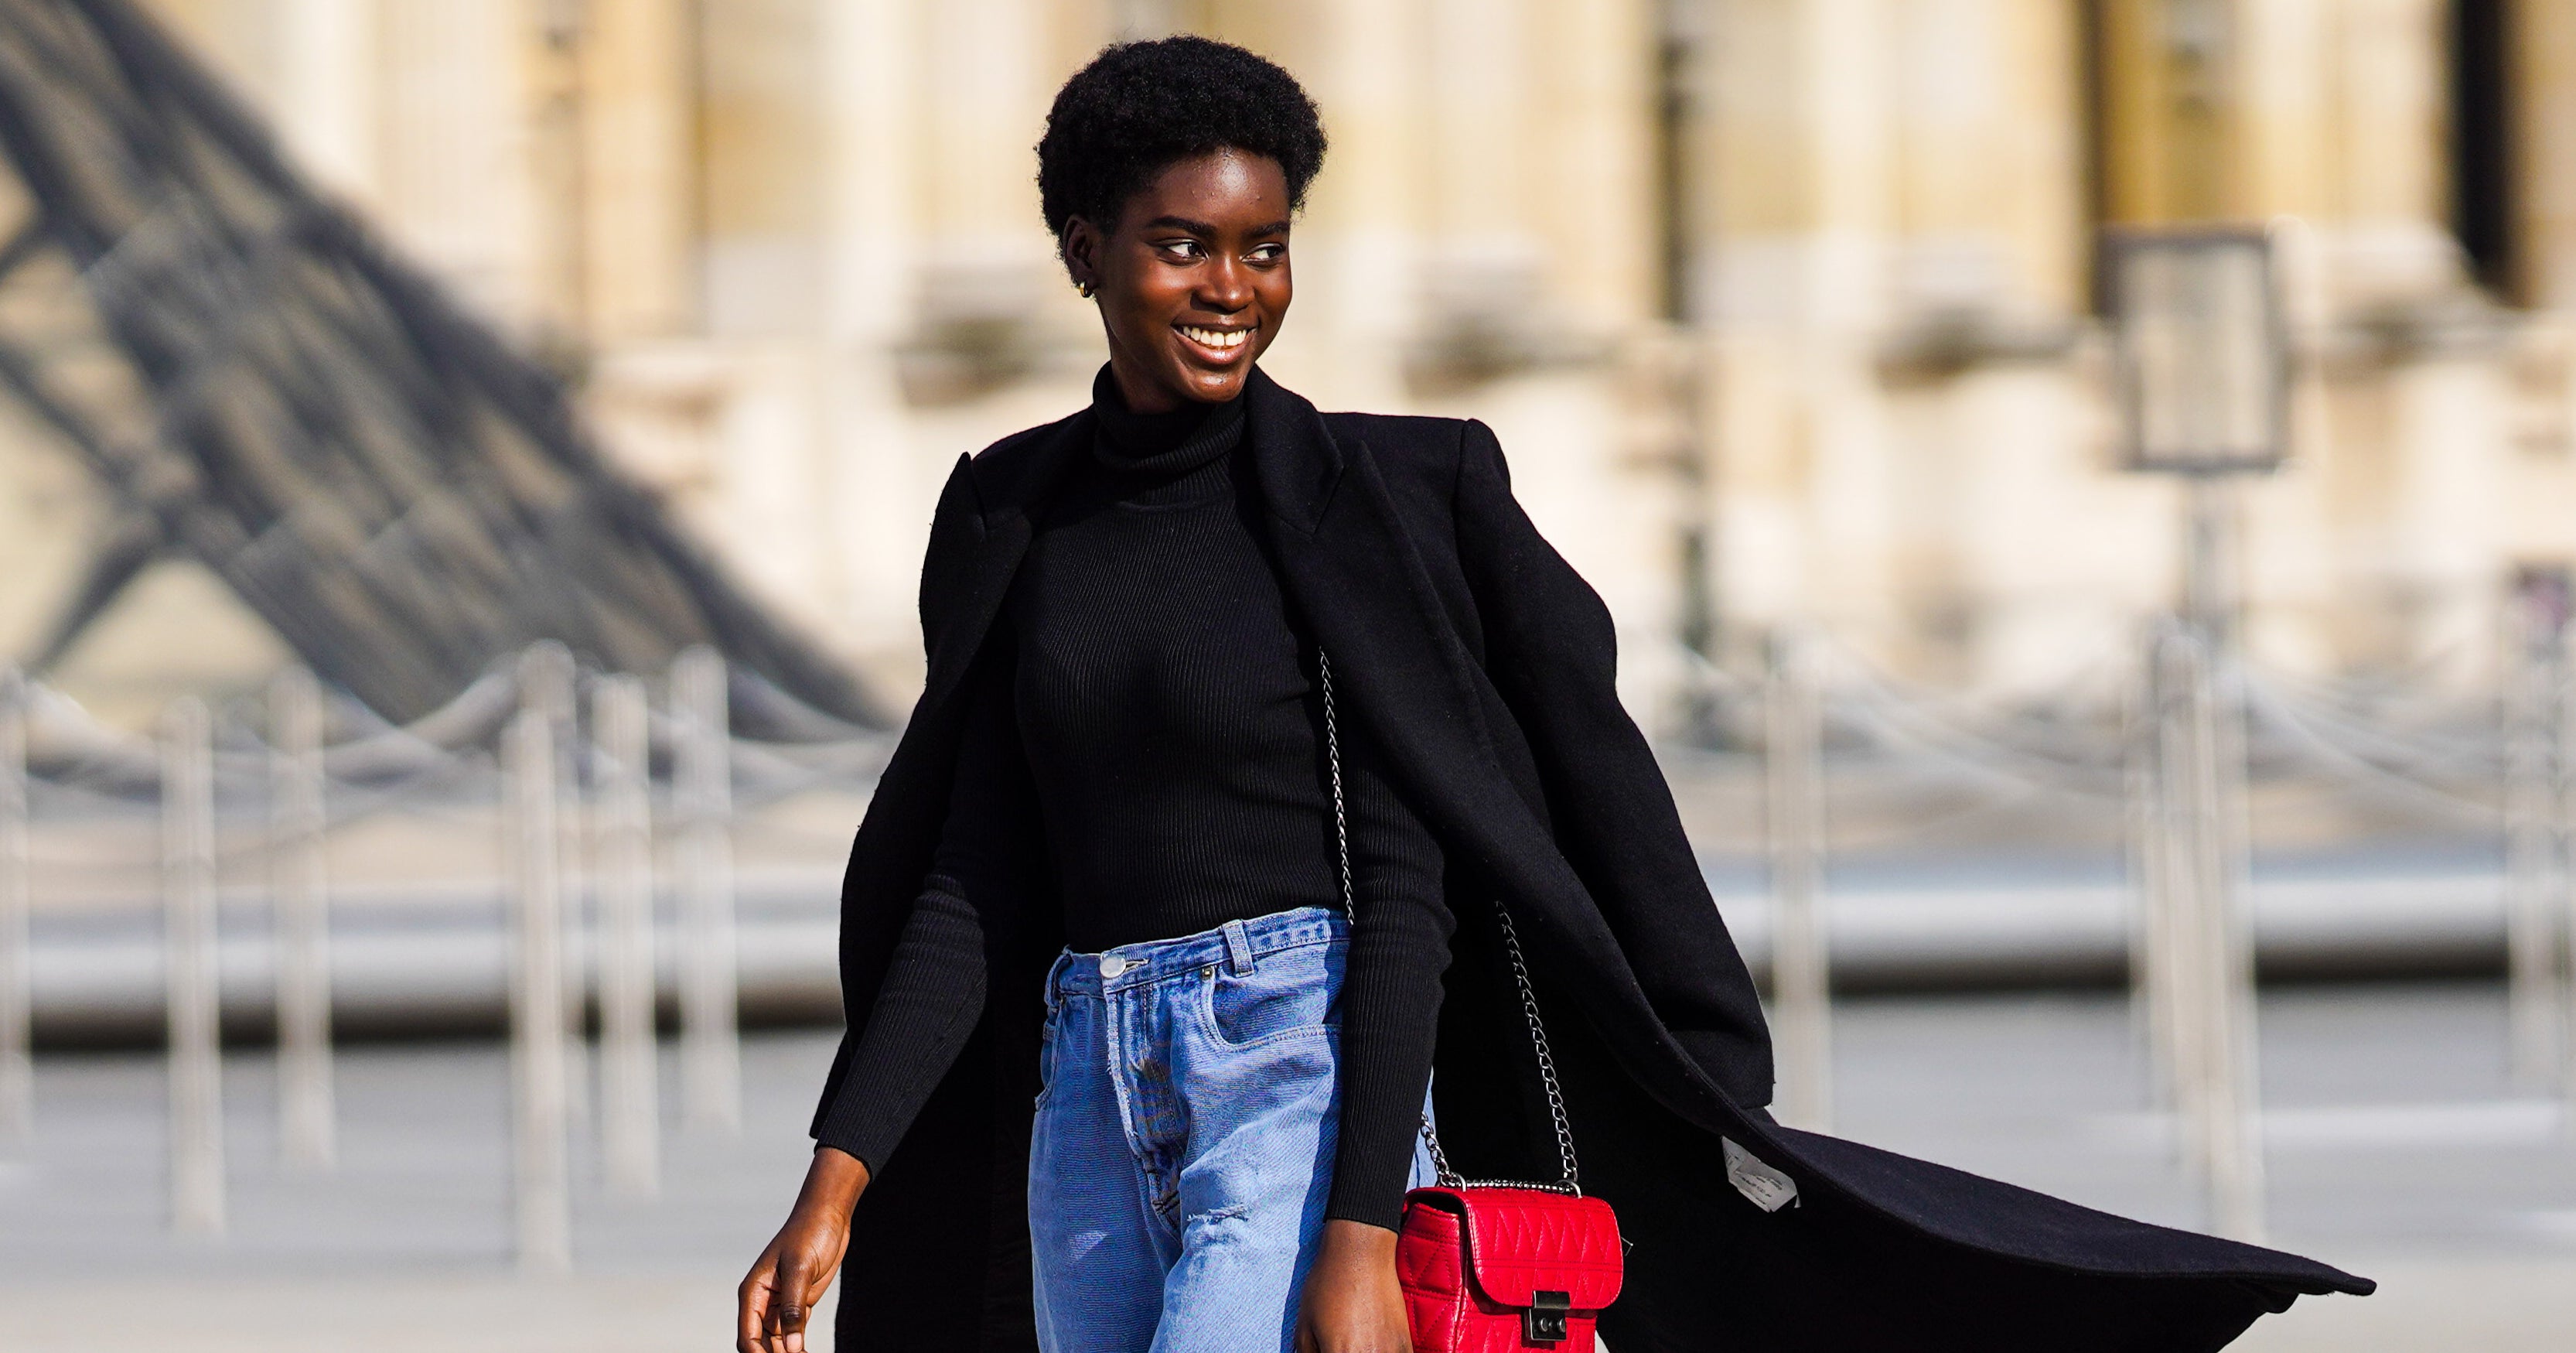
left=813, top=370, right=1452, bottom=1230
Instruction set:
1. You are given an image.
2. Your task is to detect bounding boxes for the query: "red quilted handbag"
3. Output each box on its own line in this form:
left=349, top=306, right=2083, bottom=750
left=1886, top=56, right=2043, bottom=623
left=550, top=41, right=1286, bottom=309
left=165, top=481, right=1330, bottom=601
left=1319, top=653, right=1625, bottom=1350
left=1397, top=1186, right=1623, bottom=1351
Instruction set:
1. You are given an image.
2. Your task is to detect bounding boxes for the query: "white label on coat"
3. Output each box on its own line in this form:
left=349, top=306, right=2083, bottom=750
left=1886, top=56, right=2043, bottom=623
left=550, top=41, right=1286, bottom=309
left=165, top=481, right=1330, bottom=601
left=1723, top=1137, right=1799, bottom=1212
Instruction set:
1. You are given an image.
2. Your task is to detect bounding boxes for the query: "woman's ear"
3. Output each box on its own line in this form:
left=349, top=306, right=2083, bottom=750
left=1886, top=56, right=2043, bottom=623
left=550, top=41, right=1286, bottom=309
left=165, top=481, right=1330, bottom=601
left=1062, top=218, right=1100, bottom=298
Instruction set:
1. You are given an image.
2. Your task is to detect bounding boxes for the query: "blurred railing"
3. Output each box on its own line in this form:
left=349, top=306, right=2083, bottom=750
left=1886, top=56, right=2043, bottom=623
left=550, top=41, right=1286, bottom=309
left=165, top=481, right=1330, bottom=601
left=0, top=644, right=892, bottom=1265
left=1676, top=609, right=2574, bottom=1244
left=3, top=613, right=2572, bottom=1261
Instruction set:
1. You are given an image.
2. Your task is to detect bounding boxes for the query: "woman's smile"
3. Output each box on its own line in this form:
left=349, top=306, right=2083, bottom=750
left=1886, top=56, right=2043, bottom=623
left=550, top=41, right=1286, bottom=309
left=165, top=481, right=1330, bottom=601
left=1175, top=321, right=1255, bottom=363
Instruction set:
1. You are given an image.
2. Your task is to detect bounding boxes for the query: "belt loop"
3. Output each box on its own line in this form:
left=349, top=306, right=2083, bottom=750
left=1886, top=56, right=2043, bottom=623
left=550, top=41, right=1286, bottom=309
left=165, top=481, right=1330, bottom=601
left=1220, top=919, right=1256, bottom=975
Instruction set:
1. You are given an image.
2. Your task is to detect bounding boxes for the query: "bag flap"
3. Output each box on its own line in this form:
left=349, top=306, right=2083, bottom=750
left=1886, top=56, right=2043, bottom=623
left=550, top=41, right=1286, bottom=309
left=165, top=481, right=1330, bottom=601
left=1414, top=1186, right=1625, bottom=1310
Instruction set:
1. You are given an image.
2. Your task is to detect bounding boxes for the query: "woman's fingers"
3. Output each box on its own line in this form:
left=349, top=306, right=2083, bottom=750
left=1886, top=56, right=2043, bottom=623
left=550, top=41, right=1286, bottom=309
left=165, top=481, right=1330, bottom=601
left=769, top=1253, right=813, bottom=1353
left=739, top=1153, right=862, bottom=1352
left=736, top=1251, right=778, bottom=1353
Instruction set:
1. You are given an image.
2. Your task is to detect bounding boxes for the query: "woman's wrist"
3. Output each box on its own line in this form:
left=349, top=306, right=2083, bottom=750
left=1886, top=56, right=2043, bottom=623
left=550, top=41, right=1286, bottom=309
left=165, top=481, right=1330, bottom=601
left=1313, top=1217, right=1399, bottom=1269
left=1299, top=1219, right=1407, bottom=1348
left=796, top=1145, right=871, bottom=1220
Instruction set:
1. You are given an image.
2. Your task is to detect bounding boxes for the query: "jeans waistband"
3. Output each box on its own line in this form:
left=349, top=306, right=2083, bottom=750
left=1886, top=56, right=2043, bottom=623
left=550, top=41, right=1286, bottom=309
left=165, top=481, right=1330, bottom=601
left=1046, top=905, right=1347, bottom=1002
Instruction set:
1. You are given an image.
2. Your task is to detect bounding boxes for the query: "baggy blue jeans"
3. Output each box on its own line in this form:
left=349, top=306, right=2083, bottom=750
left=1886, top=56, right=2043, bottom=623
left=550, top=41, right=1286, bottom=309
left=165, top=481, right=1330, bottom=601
left=1027, top=905, right=1437, bottom=1352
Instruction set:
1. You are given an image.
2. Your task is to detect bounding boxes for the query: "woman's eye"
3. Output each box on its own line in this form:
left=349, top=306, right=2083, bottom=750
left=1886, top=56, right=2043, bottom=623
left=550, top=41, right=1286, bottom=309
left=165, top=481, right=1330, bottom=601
left=1157, top=240, right=1203, bottom=260
left=1250, top=244, right=1286, bottom=263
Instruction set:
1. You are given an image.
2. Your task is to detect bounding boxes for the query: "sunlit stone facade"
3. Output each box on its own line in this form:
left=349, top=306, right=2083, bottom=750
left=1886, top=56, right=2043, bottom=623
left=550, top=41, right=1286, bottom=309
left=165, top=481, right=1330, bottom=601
left=12, top=1, right=2576, bottom=724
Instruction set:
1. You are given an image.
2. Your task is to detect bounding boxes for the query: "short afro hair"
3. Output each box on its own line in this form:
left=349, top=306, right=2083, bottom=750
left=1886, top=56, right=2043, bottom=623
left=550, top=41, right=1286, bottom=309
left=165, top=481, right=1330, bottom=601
left=1037, top=36, right=1326, bottom=254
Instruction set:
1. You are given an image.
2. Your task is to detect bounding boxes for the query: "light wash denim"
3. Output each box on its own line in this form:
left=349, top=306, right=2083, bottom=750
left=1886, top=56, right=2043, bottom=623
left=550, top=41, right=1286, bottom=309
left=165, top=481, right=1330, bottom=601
left=1027, top=905, right=1437, bottom=1353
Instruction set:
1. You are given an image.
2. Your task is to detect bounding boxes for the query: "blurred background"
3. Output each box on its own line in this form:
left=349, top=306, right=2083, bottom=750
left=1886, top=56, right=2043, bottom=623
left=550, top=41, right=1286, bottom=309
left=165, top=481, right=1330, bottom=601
left=2, top=0, right=2574, bottom=1348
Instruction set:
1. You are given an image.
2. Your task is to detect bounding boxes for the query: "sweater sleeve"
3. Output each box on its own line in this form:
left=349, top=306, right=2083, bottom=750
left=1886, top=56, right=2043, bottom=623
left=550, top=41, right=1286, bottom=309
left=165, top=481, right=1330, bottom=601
left=810, top=638, right=1028, bottom=1170
left=1322, top=702, right=1453, bottom=1229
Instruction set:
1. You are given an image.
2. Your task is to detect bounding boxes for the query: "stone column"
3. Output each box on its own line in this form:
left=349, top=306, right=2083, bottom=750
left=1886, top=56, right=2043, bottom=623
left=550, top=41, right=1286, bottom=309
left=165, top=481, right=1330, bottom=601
left=2318, top=0, right=2457, bottom=307
left=2387, top=354, right=2515, bottom=678
left=820, top=0, right=930, bottom=686
left=1426, top=0, right=1534, bottom=293
left=1878, top=0, right=2114, bottom=692
left=375, top=0, right=546, bottom=330
left=1530, top=0, right=1657, bottom=333
left=2098, top=0, right=2453, bottom=300
left=1886, top=0, right=2085, bottom=319
left=579, top=0, right=694, bottom=343
left=1702, top=0, right=1898, bottom=658
left=2514, top=0, right=2576, bottom=310
left=2093, top=0, right=2246, bottom=224
left=2320, top=0, right=2500, bottom=680
left=1291, top=0, right=1428, bottom=408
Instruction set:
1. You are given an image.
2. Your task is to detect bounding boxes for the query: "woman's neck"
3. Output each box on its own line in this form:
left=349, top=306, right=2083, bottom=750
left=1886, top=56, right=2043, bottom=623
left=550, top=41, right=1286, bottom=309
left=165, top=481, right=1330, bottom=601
left=1090, top=364, right=1245, bottom=477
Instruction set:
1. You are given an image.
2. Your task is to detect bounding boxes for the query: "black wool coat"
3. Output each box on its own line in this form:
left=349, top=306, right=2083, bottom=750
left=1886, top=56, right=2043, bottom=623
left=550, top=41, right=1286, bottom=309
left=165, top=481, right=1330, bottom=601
left=814, top=367, right=2370, bottom=1351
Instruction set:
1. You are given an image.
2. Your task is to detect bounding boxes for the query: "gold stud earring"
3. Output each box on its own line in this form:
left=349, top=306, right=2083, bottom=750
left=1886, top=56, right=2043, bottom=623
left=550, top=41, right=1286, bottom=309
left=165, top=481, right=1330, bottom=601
left=1076, top=280, right=1094, bottom=299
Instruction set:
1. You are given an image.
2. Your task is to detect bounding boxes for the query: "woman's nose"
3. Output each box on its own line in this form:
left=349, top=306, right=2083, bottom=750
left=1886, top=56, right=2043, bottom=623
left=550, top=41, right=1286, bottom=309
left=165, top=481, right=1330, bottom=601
left=1199, top=257, right=1253, bottom=310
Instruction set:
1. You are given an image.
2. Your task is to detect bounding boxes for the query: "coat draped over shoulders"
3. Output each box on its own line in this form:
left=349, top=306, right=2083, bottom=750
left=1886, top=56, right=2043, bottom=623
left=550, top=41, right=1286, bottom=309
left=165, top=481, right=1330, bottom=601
left=817, top=368, right=2368, bottom=1351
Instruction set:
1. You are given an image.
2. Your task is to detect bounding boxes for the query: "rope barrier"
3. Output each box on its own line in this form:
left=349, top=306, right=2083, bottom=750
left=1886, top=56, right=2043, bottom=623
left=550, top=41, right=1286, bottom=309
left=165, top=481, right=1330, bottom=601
left=1673, top=631, right=2519, bottom=831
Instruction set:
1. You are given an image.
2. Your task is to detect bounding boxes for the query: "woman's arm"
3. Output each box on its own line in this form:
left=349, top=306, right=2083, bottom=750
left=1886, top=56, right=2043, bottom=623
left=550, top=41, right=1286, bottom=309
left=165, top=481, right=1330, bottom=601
left=1315, top=700, right=1452, bottom=1228
left=1298, top=691, right=1452, bottom=1352
left=742, top=637, right=1029, bottom=1348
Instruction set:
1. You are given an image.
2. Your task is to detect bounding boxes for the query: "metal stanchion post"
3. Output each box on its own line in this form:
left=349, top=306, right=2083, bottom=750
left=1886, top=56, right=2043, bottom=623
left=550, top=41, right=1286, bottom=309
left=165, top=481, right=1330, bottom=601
left=2152, top=630, right=2208, bottom=1163
left=507, top=708, right=572, bottom=1273
left=270, top=668, right=334, bottom=1171
left=2163, top=630, right=2264, bottom=1242
left=1766, top=630, right=1831, bottom=1133
left=2204, top=639, right=2265, bottom=1244
left=162, top=696, right=224, bottom=1237
left=593, top=676, right=659, bottom=1198
left=2127, top=630, right=2175, bottom=1110
left=520, top=644, right=591, bottom=1122
left=673, top=646, right=740, bottom=1134
left=2557, top=622, right=2576, bottom=1135
left=0, top=670, right=29, bottom=1139
left=2506, top=596, right=2564, bottom=1089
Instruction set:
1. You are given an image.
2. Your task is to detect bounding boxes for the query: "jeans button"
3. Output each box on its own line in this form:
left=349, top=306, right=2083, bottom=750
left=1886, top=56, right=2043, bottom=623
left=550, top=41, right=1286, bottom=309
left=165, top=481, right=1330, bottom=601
left=1098, top=953, right=1127, bottom=979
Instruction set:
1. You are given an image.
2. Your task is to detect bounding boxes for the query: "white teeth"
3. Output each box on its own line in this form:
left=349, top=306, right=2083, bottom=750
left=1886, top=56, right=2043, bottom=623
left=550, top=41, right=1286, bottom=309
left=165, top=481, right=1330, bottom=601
left=1179, top=325, right=1248, bottom=350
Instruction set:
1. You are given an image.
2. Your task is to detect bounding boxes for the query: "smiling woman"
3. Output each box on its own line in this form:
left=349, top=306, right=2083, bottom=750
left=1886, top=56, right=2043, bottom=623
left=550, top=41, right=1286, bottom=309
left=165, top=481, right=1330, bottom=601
left=1062, top=145, right=1291, bottom=406
left=1040, top=39, right=1320, bottom=412
left=737, top=32, right=2370, bottom=1353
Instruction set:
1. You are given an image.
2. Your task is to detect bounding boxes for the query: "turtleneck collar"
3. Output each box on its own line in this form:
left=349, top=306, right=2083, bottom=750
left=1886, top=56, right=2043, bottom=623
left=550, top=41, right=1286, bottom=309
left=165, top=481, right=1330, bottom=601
left=1090, top=364, right=1247, bottom=480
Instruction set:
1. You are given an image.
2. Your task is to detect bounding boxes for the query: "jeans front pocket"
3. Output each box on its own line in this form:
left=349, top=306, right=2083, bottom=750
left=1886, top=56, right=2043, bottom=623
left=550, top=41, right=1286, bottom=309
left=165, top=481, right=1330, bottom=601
left=1034, top=999, right=1063, bottom=1109
left=1199, top=938, right=1344, bottom=1049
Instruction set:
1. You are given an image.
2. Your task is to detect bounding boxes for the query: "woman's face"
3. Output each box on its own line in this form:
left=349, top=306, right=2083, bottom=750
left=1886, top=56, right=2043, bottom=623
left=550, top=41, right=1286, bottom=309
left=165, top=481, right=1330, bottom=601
left=1063, top=148, right=1292, bottom=413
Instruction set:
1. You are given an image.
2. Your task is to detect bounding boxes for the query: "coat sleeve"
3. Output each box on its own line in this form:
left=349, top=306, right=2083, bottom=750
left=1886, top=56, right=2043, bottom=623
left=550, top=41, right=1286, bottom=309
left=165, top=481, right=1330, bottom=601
left=1448, top=419, right=1775, bottom=1109
left=809, top=453, right=994, bottom=1142
left=809, top=633, right=1029, bottom=1168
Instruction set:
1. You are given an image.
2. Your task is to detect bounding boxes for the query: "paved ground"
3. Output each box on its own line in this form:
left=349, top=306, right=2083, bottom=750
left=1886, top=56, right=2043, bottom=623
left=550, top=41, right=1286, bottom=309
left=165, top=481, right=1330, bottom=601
left=2, top=982, right=2569, bottom=1349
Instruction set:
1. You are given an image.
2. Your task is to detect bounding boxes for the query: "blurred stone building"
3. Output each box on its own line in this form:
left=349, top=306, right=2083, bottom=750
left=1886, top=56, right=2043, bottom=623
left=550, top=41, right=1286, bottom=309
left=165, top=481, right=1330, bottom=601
left=5, top=0, right=2574, bottom=727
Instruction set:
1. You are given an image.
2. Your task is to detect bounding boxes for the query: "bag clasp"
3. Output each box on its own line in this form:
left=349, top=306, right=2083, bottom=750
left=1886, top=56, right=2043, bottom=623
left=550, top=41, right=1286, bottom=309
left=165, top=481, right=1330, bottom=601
left=1522, top=1290, right=1571, bottom=1344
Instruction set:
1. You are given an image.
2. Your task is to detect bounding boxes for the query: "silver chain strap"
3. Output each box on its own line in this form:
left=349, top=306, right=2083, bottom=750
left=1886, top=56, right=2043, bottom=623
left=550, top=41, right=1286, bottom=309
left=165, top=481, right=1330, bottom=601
left=1321, top=650, right=1356, bottom=914
left=1316, top=650, right=1580, bottom=1196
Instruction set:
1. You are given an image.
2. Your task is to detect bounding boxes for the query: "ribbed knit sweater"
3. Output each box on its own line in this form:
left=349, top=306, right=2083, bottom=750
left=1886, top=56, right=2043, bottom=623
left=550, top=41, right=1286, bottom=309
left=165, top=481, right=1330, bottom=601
left=813, top=369, right=1454, bottom=1230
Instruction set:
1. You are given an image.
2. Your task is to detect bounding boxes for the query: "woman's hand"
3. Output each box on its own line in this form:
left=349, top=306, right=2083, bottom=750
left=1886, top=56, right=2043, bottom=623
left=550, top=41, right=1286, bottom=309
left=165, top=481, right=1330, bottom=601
left=738, top=1146, right=869, bottom=1353
left=1295, top=1218, right=1413, bottom=1353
